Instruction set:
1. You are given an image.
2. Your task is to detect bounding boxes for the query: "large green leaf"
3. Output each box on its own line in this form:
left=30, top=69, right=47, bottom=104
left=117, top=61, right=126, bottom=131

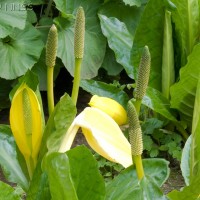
left=54, top=0, right=106, bottom=79
left=130, top=0, right=167, bottom=90
left=67, top=146, right=105, bottom=200
left=0, top=181, right=21, bottom=200
left=100, top=45, right=123, bottom=76
left=142, top=87, right=177, bottom=122
left=27, top=94, right=76, bottom=199
left=80, top=79, right=129, bottom=108
left=99, top=0, right=145, bottom=36
left=42, top=152, right=78, bottom=200
left=106, top=158, right=169, bottom=199
left=140, top=176, right=168, bottom=200
left=171, top=0, right=200, bottom=65
left=190, top=79, right=200, bottom=181
left=0, top=23, right=44, bottom=80
left=26, top=172, right=51, bottom=200
left=98, top=1, right=146, bottom=77
left=54, top=0, right=67, bottom=14
left=0, top=0, right=27, bottom=38
left=0, top=125, right=29, bottom=191
left=170, top=44, right=200, bottom=128
left=43, top=146, right=106, bottom=200
left=99, top=15, right=134, bottom=78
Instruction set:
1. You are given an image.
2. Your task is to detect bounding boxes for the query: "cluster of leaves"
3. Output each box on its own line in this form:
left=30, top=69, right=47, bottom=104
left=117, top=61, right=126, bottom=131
left=94, top=153, right=124, bottom=183
left=142, top=118, right=183, bottom=160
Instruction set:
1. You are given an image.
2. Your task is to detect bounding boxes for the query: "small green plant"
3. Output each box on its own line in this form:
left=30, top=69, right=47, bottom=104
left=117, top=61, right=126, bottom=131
left=94, top=153, right=124, bottom=183
left=141, top=118, right=183, bottom=160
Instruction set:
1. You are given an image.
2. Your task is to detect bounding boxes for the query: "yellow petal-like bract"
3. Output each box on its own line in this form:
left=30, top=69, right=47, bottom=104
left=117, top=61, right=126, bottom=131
left=10, top=84, right=43, bottom=160
left=89, top=95, right=127, bottom=125
left=59, top=107, right=132, bottom=168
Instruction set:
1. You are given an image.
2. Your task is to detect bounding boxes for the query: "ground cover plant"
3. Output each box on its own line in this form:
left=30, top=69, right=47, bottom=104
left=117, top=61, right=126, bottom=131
left=0, top=0, right=200, bottom=199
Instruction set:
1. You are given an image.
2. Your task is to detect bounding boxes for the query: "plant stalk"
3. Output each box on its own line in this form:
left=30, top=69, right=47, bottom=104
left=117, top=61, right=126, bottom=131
left=45, top=0, right=54, bottom=17
left=71, top=58, right=82, bottom=105
left=174, top=122, right=189, bottom=141
left=133, top=155, right=144, bottom=180
left=47, top=66, right=54, bottom=115
left=25, top=156, right=34, bottom=180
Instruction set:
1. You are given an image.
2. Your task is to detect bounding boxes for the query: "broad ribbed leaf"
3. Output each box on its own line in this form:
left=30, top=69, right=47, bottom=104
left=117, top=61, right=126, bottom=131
left=0, top=125, right=29, bottom=191
left=162, top=10, right=175, bottom=99
left=106, top=159, right=169, bottom=199
left=0, top=0, right=27, bottom=38
left=55, top=0, right=106, bottom=79
left=101, top=45, right=123, bottom=76
left=190, top=79, right=200, bottom=181
left=171, top=0, right=200, bottom=65
left=0, top=181, right=21, bottom=200
left=170, top=44, right=200, bottom=128
left=140, top=177, right=167, bottom=200
left=67, top=146, right=105, bottom=200
left=143, top=87, right=177, bottom=122
left=99, top=15, right=134, bottom=78
left=130, top=0, right=166, bottom=90
left=99, top=0, right=145, bottom=37
left=0, top=23, right=44, bottom=79
left=54, top=0, right=67, bottom=14
left=42, top=152, right=78, bottom=200
left=80, top=80, right=129, bottom=108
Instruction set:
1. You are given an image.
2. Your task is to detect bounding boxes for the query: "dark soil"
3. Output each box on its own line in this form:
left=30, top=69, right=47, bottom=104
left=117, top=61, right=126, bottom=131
left=162, top=167, right=185, bottom=194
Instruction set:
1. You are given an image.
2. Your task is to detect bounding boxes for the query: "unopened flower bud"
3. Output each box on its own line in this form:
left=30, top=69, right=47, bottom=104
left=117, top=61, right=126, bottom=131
left=89, top=95, right=127, bottom=125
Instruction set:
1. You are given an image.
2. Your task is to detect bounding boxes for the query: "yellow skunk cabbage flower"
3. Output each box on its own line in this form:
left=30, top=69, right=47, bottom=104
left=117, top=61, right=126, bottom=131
left=89, top=95, right=127, bottom=125
left=10, top=84, right=43, bottom=177
left=59, top=107, right=132, bottom=168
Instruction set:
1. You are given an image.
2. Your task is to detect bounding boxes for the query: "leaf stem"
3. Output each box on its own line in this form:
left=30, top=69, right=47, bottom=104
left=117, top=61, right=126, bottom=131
left=133, top=155, right=144, bottom=180
left=71, top=58, right=82, bottom=105
left=174, top=122, right=189, bottom=141
left=47, top=66, right=54, bottom=115
left=45, top=0, right=54, bottom=17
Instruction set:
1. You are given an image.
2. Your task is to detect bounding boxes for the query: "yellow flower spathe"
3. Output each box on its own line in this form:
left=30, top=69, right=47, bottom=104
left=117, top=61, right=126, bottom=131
left=59, top=107, right=132, bottom=168
left=10, top=84, right=43, bottom=160
left=89, top=95, right=127, bottom=125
